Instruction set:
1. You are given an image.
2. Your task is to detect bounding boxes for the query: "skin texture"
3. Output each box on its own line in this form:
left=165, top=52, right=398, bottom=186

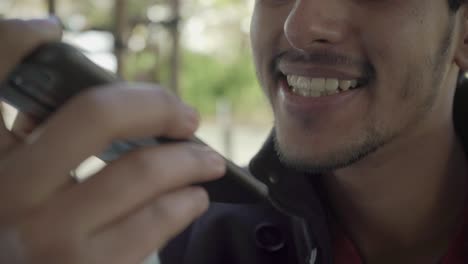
left=251, top=0, right=468, bottom=263
left=0, top=18, right=226, bottom=264
left=251, top=0, right=457, bottom=171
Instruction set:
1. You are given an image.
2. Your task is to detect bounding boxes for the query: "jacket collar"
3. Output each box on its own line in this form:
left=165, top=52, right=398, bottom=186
left=249, top=131, right=333, bottom=263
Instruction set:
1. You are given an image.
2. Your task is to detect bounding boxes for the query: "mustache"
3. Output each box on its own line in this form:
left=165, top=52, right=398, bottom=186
left=273, top=49, right=375, bottom=78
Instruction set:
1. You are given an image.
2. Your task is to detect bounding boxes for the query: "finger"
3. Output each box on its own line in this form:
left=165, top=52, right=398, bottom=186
left=89, top=187, right=209, bottom=264
left=0, top=110, right=39, bottom=153
left=0, top=18, right=62, bottom=152
left=0, top=84, right=199, bottom=208
left=58, top=142, right=225, bottom=232
left=10, top=112, right=39, bottom=139
left=0, top=103, right=18, bottom=151
left=0, top=17, right=62, bottom=81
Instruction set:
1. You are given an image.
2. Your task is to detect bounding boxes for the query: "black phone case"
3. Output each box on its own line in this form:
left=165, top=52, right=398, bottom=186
left=2, top=43, right=115, bottom=120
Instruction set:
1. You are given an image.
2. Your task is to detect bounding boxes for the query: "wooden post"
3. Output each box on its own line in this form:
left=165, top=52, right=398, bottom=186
left=114, top=0, right=128, bottom=77
left=47, top=0, right=56, bottom=15
left=169, top=0, right=181, bottom=94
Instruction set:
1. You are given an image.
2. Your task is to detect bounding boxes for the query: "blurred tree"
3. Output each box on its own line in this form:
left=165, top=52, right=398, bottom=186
left=179, top=49, right=270, bottom=120
left=47, top=0, right=56, bottom=14
left=2, top=0, right=271, bottom=122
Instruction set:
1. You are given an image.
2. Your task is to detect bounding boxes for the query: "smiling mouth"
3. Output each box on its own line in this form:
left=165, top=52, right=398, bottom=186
left=280, top=74, right=368, bottom=97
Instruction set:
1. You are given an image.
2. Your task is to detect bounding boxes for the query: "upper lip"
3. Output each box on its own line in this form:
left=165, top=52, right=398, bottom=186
left=277, top=61, right=365, bottom=81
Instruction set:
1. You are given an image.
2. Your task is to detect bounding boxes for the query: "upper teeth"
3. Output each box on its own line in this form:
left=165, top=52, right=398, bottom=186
left=286, top=75, right=359, bottom=97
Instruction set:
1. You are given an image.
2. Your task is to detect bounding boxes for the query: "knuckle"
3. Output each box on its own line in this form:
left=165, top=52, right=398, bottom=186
left=134, top=153, right=157, bottom=177
left=151, top=200, right=174, bottom=220
left=128, top=150, right=164, bottom=184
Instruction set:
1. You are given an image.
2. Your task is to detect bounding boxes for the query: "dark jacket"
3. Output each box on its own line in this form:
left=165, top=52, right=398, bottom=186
left=160, top=79, right=468, bottom=264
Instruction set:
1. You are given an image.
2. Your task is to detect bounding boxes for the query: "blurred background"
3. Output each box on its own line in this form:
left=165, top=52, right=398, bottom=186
left=0, top=0, right=273, bottom=167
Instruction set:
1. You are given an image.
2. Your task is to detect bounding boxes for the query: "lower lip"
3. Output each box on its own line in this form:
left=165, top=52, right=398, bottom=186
left=277, top=77, right=362, bottom=113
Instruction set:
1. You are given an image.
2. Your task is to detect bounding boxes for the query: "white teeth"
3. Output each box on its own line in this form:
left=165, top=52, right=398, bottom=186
left=309, top=89, right=321, bottom=97
left=286, top=74, right=360, bottom=97
left=297, top=87, right=309, bottom=96
left=310, top=78, right=325, bottom=90
left=339, top=80, right=352, bottom=91
left=298, top=76, right=311, bottom=89
left=325, top=79, right=339, bottom=95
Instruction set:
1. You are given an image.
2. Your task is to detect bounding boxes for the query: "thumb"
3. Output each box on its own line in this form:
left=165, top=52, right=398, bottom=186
left=0, top=17, right=62, bottom=152
left=0, top=17, right=63, bottom=82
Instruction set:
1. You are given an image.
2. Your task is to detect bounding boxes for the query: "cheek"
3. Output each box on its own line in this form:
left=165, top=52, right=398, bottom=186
left=365, top=42, right=442, bottom=139
left=250, top=13, right=268, bottom=84
left=357, top=27, right=446, bottom=137
left=250, top=16, right=277, bottom=100
left=362, top=14, right=442, bottom=104
left=250, top=5, right=292, bottom=77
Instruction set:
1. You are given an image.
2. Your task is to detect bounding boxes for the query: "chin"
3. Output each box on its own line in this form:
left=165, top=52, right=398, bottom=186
left=273, top=127, right=389, bottom=174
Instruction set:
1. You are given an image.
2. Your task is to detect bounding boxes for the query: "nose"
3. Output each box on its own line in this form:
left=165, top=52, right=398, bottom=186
left=284, top=0, right=348, bottom=51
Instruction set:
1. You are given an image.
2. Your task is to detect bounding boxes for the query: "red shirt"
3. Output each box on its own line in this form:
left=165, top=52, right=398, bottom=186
left=332, top=211, right=468, bottom=263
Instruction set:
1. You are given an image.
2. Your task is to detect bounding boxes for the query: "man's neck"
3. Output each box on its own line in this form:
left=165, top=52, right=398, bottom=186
left=322, top=120, right=468, bottom=263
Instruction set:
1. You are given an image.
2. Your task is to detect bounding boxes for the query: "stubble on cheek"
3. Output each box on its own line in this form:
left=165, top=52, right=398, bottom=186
left=398, top=13, right=456, bottom=127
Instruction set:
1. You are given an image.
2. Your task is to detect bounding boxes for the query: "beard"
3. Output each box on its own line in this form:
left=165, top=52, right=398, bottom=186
left=273, top=124, right=393, bottom=175
left=272, top=17, right=456, bottom=175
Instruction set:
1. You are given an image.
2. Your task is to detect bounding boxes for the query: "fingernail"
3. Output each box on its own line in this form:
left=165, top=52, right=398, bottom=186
left=193, top=145, right=226, bottom=175
left=206, top=151, right=226, bottom=174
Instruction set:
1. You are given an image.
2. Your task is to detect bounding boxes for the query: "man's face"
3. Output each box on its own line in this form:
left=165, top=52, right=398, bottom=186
left=250, top=0, right=462, bottom=172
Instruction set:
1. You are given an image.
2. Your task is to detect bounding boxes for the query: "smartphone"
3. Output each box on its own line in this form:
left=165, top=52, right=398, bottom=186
left=0, top=42, right=268, bottom=204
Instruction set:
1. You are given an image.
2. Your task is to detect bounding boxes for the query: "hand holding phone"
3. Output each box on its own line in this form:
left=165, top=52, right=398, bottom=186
left=0, top=42, right=268, bottom=203
left=0, top=18, right=262, bottom=264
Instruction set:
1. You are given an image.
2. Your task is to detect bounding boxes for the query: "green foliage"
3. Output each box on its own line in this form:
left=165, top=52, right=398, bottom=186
left=125, top=50, right=159, bottom=81
left=123, top=48, right=270, bottom=121
left=179, top=50, right=269, bottom=119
